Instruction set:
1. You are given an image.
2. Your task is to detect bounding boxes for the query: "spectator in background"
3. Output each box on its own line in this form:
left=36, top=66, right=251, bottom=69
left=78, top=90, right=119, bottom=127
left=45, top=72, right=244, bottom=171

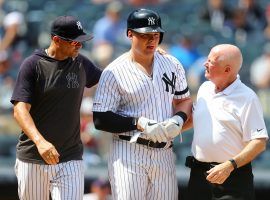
left=187, top=56, right=207, bottom=95
left=80, top=96, right=102, bottom=166
left=92, top=1, right=125, bottom=46
left=238, top=0, right=266, bottom=30
left=80, top=95, right=111, bottom=165
left=168, top=35, right=201, bottom=72
left=0, top=51, right=14, bottom=112
left=0, top=2, right=26, bottom=78
left=264, top=4, right=270, bottom=41
left=0, top=10, right=24, bottom=52
left=224, top=8, right=253, bottom=45
left=0, top=50, right=9, bottom=75
left=83, top=179, right=111, bottom=200
left=200, top=0, right=231, bottom=32
left=80, top=96, right=99, bottom=153
left=250, top=42, right=270, bottom=118
left=91, top=1, right=126, bottom=68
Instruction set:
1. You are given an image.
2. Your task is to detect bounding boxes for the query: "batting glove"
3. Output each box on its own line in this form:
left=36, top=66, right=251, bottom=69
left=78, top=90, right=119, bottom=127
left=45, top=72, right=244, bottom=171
left=162, top=115, right=184, bottom=139
left=137, top=117, right=167, bottom=143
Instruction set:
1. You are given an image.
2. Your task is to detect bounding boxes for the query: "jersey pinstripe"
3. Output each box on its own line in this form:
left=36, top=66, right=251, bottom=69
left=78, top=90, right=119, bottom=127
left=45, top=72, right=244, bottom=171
left=15, top=159, right=84, bottom=200
left=93, top=51, right=189, bottom=137
left=93, top=51, right=189, bottom=200
left=109, top=138, right=178, bottom=200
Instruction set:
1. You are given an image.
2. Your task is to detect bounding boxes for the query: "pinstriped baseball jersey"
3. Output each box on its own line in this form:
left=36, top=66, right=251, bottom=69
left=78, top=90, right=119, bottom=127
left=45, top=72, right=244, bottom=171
left=93, top=51, right=189, bottom=200
left=93, top=51, right=189, bottom=139
left=93, top=52, right=189, bottom=200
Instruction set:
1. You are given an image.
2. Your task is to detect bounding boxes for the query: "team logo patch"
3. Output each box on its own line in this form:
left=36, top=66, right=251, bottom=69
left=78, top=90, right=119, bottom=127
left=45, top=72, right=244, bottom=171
left=66, top=72, right=79, bottom=88
left=148, top=17, right=155, bottom=25
left=76, top=21, right=83, bottom=30
left=162, top=72, right=176, bottom=94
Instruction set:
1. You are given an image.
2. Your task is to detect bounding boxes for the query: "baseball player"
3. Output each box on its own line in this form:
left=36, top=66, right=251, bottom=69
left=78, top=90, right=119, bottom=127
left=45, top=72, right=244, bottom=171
left=92, top=8, right=193, bottom=200
left=11, top=16, right=102, bottom=200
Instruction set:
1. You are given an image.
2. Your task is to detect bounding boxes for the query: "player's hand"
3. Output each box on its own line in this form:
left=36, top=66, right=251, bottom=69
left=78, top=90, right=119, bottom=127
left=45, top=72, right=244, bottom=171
left=35, top=138, right=60, bottom=165
left=137, top=117, right=167, bottom=143
left=156, top=47, right=167, bottom=55
left=162, top=115, right=184, bottom=139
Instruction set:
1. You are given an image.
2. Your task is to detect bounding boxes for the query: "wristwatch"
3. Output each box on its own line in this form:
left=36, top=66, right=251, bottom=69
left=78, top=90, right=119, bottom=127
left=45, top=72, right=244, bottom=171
left=229, top=159, right=237, bottom=170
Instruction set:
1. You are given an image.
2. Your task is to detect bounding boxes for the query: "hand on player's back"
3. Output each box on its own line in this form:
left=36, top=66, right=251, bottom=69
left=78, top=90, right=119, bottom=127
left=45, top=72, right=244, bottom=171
left=156, top=47, right=167, bottom=55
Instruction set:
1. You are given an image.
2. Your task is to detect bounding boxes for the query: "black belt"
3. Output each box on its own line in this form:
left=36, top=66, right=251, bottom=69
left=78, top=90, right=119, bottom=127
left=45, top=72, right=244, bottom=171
left=185, top=156, right=251, bottom=172
left=118, top=135, right=173, bottom=149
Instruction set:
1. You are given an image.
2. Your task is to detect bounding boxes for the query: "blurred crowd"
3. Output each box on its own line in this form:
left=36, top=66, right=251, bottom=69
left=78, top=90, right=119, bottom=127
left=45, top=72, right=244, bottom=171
left=1, top=0, right=270, bottom=173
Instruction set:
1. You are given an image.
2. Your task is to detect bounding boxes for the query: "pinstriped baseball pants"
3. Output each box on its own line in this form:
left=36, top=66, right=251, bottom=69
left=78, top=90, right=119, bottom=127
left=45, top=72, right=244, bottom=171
left=15, top=159, right=84, bottom=200
left=108, top=138, right=178, bottom=200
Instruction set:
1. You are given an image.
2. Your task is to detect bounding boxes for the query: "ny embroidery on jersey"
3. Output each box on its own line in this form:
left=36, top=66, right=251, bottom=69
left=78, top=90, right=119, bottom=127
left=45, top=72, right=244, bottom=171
left=66, top=73, right=79, bottom=88
left=162, top=72, right=176, bottom=94
left=162, top=72, right=189, bottom=95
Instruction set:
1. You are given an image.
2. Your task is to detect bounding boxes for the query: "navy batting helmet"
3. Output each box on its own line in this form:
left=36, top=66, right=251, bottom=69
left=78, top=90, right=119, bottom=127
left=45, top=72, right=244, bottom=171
left=127, top=8, right=165, bottom=44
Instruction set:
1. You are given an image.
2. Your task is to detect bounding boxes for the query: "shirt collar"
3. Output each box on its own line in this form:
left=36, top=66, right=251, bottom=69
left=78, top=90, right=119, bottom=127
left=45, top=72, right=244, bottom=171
left=220, top=75, right=241, bottom=95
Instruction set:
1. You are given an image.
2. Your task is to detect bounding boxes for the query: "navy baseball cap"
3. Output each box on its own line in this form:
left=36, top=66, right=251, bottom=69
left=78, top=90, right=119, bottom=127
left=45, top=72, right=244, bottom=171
left=51, top=15, right=93, bottom=42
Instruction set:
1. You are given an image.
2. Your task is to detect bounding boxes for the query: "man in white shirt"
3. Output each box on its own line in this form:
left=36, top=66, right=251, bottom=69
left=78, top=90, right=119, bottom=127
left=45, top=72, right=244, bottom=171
left=185, top=44, right=269, bottom=200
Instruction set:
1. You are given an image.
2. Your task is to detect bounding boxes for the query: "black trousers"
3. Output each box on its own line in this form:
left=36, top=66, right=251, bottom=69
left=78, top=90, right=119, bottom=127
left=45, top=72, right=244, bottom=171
left=186, top=156, right=255, bottom=200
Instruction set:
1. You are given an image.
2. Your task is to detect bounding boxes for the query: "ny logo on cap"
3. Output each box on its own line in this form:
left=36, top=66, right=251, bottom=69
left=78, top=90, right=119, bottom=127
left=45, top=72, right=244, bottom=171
left=148, top=17, right=155, bottom=25
left=76, top=21, right=83, bottom=30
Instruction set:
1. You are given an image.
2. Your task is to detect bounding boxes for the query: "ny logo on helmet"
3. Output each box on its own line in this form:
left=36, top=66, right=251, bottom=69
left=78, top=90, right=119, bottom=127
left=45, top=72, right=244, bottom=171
left=148, top=17, right=155, bottom=25
left=76, top=21, right=83, bottom=30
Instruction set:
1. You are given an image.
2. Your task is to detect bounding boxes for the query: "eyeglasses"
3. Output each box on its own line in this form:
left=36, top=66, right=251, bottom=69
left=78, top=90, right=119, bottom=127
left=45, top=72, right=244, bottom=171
left=52, top=34, right=81, bottom=46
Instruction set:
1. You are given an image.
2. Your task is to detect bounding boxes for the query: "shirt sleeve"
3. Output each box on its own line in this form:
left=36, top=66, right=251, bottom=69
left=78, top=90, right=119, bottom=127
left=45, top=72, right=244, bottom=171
left=82, top=56, right=102, bottom=87
left=171, top=56, right=190, bottom=99
left=92, top=69, right=121, bottom=112
left=242, top=95, right=269, bottom=141
left=10, top=56, right=37, bottom=104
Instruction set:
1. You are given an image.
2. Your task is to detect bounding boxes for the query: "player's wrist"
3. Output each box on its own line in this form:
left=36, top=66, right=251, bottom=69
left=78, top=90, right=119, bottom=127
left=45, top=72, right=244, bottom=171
left=132, top=117, right=140, bottom=130
left=137, top=117, right=147, bottom=131
left=174, top=111, right=187, bottom=123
